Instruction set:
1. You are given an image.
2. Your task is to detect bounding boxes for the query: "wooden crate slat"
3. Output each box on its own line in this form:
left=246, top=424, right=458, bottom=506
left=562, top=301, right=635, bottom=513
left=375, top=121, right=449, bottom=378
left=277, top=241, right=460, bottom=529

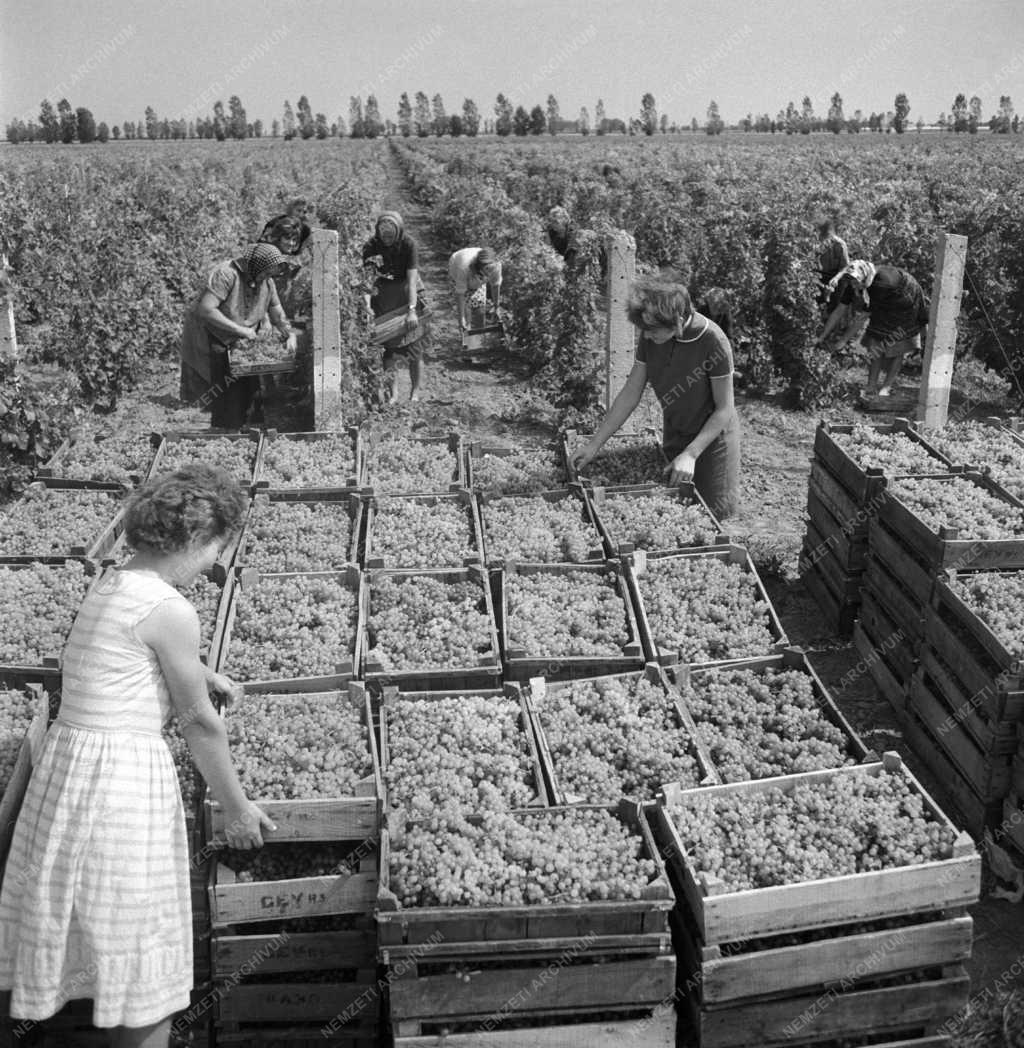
left=852, top=622, right=910, bottom=716
left=215, top=980, right=376, bottom=1023
left=798, top=549, right=859, bottom=637
left=210, top=867, right=377, bottom=926
left=858, top=590, right=920, bottom=686
left=799, top=522, right=863, bottom=600
left=867, top=518, right=937, bottom=607
left=805, top=484, right=868, bottom=572
left=863, top=551, right=928, bottom=642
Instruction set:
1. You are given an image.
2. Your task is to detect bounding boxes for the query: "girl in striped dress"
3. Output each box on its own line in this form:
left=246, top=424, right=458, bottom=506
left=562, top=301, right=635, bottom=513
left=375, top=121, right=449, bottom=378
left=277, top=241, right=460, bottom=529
left=0, top=465, right=274, bottom=1048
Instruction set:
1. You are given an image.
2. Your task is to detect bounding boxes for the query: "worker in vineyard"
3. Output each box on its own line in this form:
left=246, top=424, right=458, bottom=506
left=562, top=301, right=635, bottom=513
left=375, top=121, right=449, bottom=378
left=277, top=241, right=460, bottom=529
left=573, top=275, right=740, bottom=519
left=0, top=465, right=274, bottom=1048
left=258, top=198, right=313, bottom=261
left=449, top=246, right=502, bottom=330
left=546, top=207, right=580, bottom=267
left=820, top=259, right=930, bottom=399
left=362, top=211, right=427, bottom=403
left=815, top=215, right=850, bottom=313
left=179, top=242, right=298, bottom=428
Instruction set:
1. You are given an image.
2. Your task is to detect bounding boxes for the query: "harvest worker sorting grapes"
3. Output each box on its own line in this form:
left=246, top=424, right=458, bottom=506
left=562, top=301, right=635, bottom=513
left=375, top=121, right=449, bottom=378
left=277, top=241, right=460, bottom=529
left=0, top=466, right=274, bottom=1048
left=449, top=246, right=502, bottom=331
left=574, top=275, right=740, bottom=519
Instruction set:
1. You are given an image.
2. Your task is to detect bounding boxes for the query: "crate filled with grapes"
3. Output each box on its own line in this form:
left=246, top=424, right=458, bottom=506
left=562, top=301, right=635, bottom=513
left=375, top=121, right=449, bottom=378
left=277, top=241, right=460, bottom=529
left=217, top=566, right=362, bottom=692
left=205, top=688, right=381, bottom=845
left=562, top=428, right=669, bottom=488
left=667, top=649, right=871, bottom=783
left=464, top=440, right=567, bottom=497
left=626, top=546, right=786, bottom=670
left=149, top=429, right=262, bottom=490
left=360, top=566, right=501, bottom=692
left=378, top=685, right=549, bottom=815
left=364, top=490, right=483, bottom=569
left=235, top=492, right=362, bottom=574
left=0, top=482, right=126, bottom=559
left=588, top=482, right=726, bottom=557
left=478, top=487, right=604, bottom=565
left=0, top=683, right=48, bottom=868
left=921, top=416, right=1024, bottom=501
left=37, top=428, right=157, bottom=488
left=526, top=666, right=717, bottom=805
left=364, top=431, right=464, bottom=496
left=254, top=427, right=363, bottom=492
left=496, top=561, right=645, bottom=682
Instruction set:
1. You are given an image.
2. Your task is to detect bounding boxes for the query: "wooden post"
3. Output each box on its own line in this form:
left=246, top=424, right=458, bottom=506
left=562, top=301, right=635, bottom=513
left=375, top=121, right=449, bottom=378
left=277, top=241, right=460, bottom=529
left=604, top=230, right=636, bottom=431
left=916, top=233, right=967, bottom=428
left=311, top=230, right=342, bottom=430
left=0, top=254, right=17, bottom=360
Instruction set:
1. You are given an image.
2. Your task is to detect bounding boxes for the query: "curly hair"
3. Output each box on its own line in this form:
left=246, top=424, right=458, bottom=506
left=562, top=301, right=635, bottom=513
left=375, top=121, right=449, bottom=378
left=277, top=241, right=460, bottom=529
left=626, top=275, right=693, bottom=331
left=124, top=465, right=247, bottom=554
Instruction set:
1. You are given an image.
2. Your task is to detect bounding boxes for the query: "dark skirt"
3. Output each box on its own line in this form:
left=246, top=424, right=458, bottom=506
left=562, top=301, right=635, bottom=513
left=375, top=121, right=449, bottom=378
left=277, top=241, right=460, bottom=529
left=664, top=417, right=742, bottom=521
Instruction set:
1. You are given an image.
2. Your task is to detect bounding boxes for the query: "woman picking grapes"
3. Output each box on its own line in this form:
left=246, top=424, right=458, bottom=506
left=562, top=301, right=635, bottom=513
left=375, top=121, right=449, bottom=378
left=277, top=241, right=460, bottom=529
left=573, top=275, right=740, bottom=520
left=0, top=466, right=274, bottom=1048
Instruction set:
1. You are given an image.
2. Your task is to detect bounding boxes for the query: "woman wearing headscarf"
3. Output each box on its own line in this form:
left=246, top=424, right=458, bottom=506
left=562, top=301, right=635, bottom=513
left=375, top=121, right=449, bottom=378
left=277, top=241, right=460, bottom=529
left=546, top=207, right=579, bottom=267
left=819, top=260, right=929, bottom=398
left=179, top=243, right=296, bottom=429
left=361, top=211, right=427, bottom=403
left=448, top=247, right=502, bottom=331
left=814, top=215, right=850, bottom=314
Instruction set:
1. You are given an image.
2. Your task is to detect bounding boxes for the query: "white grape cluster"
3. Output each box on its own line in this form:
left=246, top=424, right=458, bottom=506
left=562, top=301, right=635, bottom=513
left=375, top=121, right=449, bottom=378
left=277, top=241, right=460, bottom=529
left=638, top=558, right=776, bottom=662
left=0, top=688, right=38, bottom=794
left=175, top=573, right=221, bottom=659
left=596, top=491, right=719, bottom=551
left=162, top=721, right=201, bottom=810
left=258, top=435, right=356, bottom=488
left=226, top=693, right=371, bottom=799
left=386, top=695, right=536, bottom=814
left=54, top=431, right=154, bottom=485
left=949, top=571, right=1024, bottom=659
left=507, top=571, right=629, bottom=656
left=830, top=425, right=944, bottom=475
left=681, top=667, right=854, bottom=781
left=670, top=771, right=957, bottom=891
left=371, top=499, right=475, bottom=567
left=368, top=576, right=493, bottom=670
left=889, top=476, right=1024, bottom=540
left=390, top=808, right=657, bottom=907
left=221, top=574, right=357, bottom=681
left=220, top=843, right=361, bottom=883
left=369, top=436, right=456, bottom=493
left=482, top=496, right=600, bottom=562
left=243, top=501, right=353, bottom=572
left=924, top=422, right=1024, bottom=500
left=0, top=487, right=121, bottom=555
left=536, top=676, right=701, bottom=801
left=575, top=442, right=666, bottom=486
left=230, top=337, right=295, bottom=368
left=0, top=561, right=92, bottom=664
left=158, top=437, right=255, bottom=482
left=473, top=449, right=565, bottom=498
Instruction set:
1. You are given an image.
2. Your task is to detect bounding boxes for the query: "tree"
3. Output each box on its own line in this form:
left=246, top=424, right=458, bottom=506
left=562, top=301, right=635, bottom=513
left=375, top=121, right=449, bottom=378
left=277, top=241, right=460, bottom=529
left=212, top=100, right=226, bottom=140
left=784, top=100, right=798, bottom=134
left=578, top=106, right=590, bottom=135
left=660, top=113, right=669, bottom=134
left=893, top=92, right=910, bottom=134
left=415, top=92, right=432, bottom=136
left=271, top=118, right=280, bottom=137
left=55, top=99, right=75, bottom=142
left=462, top=98, right=481, bottom=136
left=995, top=95, right=1014, bottom=133
left=252, top=119, right=263, bottom=137
left=595, top=98, right=606, bottom=135
left=691, top=117, right=699, bottom=132
left=968, top=95, right=982, bottom=133
left=448, top=114, right=463, bottom=136
left=111, top=123, right=120, bottom=140
left=39, top=99, right=59, bottom=143
left=640, top=92, right=658, bottom=135
left=952, top=93, right=968, bottom=132
left=349, top=97, right=365, bottom=138
left=546, top=94, right=560, bottom=134
left=494, top=93, right=513, bottom=136
left=1014, top=114, right=1021, bottom=133
left=282, top=101, right=295, bottom=140
left=364, top=95, right=383, bottom=138
left=827, top=92, right=844, bottom=134
left=94, top=120, right=109, bottom=143
left=513, top=105, right=531, bottom=135
left=226, top=96, right=246, bottom=139
left=915, top=116, right=925, bottom=133
left=800, top=96, right=814, bottom=134
left=315, top=113, right=329, bottom=139
left=528, top=105, right=546, bottom=135
left=936, top=112, right=947, bottom=131
left=397, top=93, right=413, bottom=137
left=297, top=95, right=314, bottom=138
left=431, top=94, right=447, bottom=136
left=74, top=107, right=96, bottom=143
left=706, top=100, right=724, bottom=135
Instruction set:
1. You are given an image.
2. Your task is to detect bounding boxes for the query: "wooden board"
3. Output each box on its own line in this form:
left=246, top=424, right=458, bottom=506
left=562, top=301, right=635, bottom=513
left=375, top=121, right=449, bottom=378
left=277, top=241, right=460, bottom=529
left=216, top=1029, right=375, bottom=1048
left=311, top=228, right=343, bottom=428
left=858, top=589, right=920, bottom=686
left=805, top=484, right=868, bottom=572
left=867, top=517, right=937, bottom=607
left=798, top=548, right=860, bottom=637
left=852, top=621, right=910, bottom=716
left=255, top=427, right=363, bottom=490
left=215, top=979, right=376, bottom=1024
left=364, top=489, right=484, bottom=569
left=799, top=522, right=864, bottom=602
left=863, top=550, right=928, bottom=643
left=806, top=460, right=873, bottom=538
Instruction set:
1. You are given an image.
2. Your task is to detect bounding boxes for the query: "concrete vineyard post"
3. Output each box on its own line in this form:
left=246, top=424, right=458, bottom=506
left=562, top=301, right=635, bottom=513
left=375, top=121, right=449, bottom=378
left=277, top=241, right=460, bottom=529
left=311, top=229, right=342, bottom=430
left=917, top=233, right=967, bottom=429
left=1, top=254, right=17, bottom=360
left=604, top=230, right=637, bottom=432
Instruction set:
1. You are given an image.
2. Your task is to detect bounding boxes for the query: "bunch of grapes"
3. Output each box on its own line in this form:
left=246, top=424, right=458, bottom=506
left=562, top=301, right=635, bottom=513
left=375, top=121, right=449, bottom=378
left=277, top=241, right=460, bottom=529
left=225, top=693, right=372, bottom=799
left=221, top=575, right=357, bottom=681
left=390, top=808, right=657, bottom=907
left=51, top=430, right=154, bottom=486
left=229, top=335, right=295, bottom=368
left=157, top=437, right=256, bottom=483
left=535, top=676, right=701, bottom=801
left=472, top=448, right=565, bottom=498
left=482, top=496, right=600, bottom=562
left=669, top=770, right=958, bottom=891
left=162, top=721, right=202, bottom=810
left=0, top=486, right=121, bottom=555
left=219, top=843, right=363, bottom=883
left=572, top=441, right=666, bottom=486
left=595, top=490, right=719, bottom=551
left=949, top=571, right=1024, bottom=659
left=242, top=501, right=353, bottom=572
left=367, top=436, right=456, bottom=494
left=507, top=571, right=629, bottom=656
left=923, top=421, right=1024, bottom=500
left=367, top=576, right=494, bottom=670
left=370, top=499, right=475, bottom=567
left=258, top=435, right=356, bottom=488
left=0, top=688, right=38, bottom=794
left=0, top=561, right=92, bottom=664
left=386, top=695, right=536, bottom=814
left=680, top=666, right=855, bottom=781
left=889, top=476, right=1024, bottom=540
left=637, top=558, right=776, bottom=663
left=830, top=425, right=945, bottom=475
left=175, top=573, right=221, bottom=660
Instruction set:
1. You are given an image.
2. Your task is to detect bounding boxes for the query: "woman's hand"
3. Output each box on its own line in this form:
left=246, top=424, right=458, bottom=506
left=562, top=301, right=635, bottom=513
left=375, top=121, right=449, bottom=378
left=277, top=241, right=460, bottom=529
left=207, top=670, right=243, bottom=709
left=666, top=450, right=697, bottom=485
left=572, top=440, right=602, bottom=474
left=239, top=325, right=259, bottom=341
left=283, top=332, right=298, bottom=353
left=222, top=800, right=277, bottom=850
left=403, top=307, right=418, bottom=334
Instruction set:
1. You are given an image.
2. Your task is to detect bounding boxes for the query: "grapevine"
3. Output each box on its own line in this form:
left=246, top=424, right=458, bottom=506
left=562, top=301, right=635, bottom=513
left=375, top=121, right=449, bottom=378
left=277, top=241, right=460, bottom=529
left=370, top=498, right=476, bottom=568
left=157, top=437, right=256, bottom=482
left=0, top=561, right=92, bottom=665
left=888, top=476, right=1024, bottom=540
left=472, top=448, right=566, bottom=498
left=368, top=435, right=457, bottom=494
left=482, top=495, right=600, bottom=562
left=923, top=422, right=1024, bottom=500
left=595, top=490, right=719, bottom=551
left=242, top=501, right=354, bottom=572
left=0, top=485, right=121, bottom=555
left=948, top=571, right=1024, bottom=659
left=0, top=687, right=37, bottom=795
left=258, top=435, right=356, bottom=488
left=830, top=425, right=946, bottom=475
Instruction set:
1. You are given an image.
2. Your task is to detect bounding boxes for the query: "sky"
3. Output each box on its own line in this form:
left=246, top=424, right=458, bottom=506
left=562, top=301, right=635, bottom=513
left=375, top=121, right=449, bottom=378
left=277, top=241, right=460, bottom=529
left=2, top=0, right=1023, bottom=130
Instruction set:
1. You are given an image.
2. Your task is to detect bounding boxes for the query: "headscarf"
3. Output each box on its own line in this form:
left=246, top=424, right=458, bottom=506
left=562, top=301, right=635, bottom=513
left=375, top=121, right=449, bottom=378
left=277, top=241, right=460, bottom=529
left=375, top=211, right=404, bottom=242
left=241, top=243, right=286, bottom=284
left=827, top=259, right=876, bottom=305
left=547, top=206, right=571, bottom=231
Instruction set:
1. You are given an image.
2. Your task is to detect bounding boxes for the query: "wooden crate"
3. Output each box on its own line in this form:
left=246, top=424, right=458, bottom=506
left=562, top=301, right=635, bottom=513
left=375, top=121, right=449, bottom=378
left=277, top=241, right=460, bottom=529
left=863, top=550, right=928, bottom=643
left=214, top=976, right=378, bottom=1026
left=588, top=482, right=728, bottom=558
left=525, top=664, right=719, bottom=805
left=800, top=519, right=864, bottom=602
left=1000, top=791, right=1024, bottom=853
left=477, top=486, right=604, bottom=566
left=212, top=922, right=377, bottom=978
left=496, top=560, right=646, bottom=682
left=857, top=589, right=920, bottom=687
left=378, top=683, right=550, bottom=810
left=364, top=489, right=484, bottom=569
left=867, top=517, right=938, bottom=609
left=215, top=1021, right=378, bottom=1048
left=206, top=689, right=382, bottom=844
left=363, top=431, right=464, bottom=496
left=0, top=685, right=48, bottom=889
left=653, top=754, right=979, bottom=946
left=149, top=428, right=263, bottom=491
left=805, top=479, right=868, bottom=573
left=626, top=546, right=787, bottom=670
left=36, top=432, right=157, bottom=487
left=360, top=565, right=502, bottom=691
left=798, top=537, right=861, bottom=636
left=807, top=459, right=874, bottom=540
left=852, top=621, right=909, bottom=716
left=216, top=566, right=362, bottom=692
left=463, top=440, right=568, bottom=496
left=254, top=427, right=363, bottom=491
left=562, top=428, right=668, bottom=488
left=5, top=481, right=127, bottom=560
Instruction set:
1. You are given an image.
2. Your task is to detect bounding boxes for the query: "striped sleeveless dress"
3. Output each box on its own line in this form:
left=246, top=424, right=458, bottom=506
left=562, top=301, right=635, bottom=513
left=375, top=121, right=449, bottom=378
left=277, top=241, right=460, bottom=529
left=0, top=568, right=193, bottom=1028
